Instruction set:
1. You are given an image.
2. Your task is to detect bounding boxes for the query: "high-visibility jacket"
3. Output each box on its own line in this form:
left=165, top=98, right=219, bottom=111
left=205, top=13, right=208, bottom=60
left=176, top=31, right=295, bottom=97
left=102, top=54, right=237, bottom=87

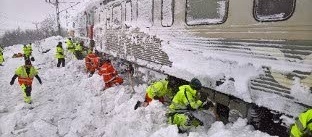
left=15, top=66, right=38, bottom=86
left=27, top=44, right=32, bottom=52
left=98, top=62, right=123, bottom=88
left=290, top=109, right=312, bottom=137
left=66, top=39, right=75, bottom=53
left=23, top=46, right=32, bottom=57
left=75, top=43, right=82, bottom=52
left=55, top=46, right=65, bottom=59
left=169, top=85, right=202, bottom=111
left=145, top=80, right=171, bottom=104
left=85, top=53, right=100, bottom=72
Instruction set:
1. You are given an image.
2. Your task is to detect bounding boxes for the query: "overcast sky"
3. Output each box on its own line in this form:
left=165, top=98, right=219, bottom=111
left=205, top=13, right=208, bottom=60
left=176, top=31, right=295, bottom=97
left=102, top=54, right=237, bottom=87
left=0, top=0, right=82, bottom=35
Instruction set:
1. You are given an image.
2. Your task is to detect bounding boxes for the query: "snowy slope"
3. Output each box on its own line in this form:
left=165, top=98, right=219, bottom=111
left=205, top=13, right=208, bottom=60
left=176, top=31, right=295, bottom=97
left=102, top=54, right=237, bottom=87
left=0, top=37, right=276, bottom=136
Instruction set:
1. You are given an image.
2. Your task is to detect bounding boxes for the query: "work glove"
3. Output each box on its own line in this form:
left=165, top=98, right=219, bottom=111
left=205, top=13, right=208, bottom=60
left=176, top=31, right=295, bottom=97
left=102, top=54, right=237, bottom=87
left=10, top=80, right=14, bottom=85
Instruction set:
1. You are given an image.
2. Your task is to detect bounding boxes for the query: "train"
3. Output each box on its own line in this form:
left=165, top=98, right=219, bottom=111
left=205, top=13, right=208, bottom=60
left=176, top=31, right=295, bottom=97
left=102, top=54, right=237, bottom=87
left=69, top=0, right=312, bottom=135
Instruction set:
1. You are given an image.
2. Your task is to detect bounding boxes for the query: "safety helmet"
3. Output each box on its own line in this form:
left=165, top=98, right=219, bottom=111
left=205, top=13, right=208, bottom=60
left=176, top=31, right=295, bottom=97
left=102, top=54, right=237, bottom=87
left=190, top=78, right=202, bottom=90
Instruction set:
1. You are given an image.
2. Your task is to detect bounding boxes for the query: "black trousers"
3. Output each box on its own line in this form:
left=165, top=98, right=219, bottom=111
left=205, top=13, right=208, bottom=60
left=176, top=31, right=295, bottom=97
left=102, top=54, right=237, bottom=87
left=57, top=58, right=65, bottom=67
left=25, top=86, right=32, bottom=96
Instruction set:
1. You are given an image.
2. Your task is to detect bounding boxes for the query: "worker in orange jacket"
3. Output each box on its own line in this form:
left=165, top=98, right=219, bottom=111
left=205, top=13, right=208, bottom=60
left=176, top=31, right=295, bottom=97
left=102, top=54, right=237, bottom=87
left=85, top=50, right=100, bottom=77
left=98, top=58, right=123, bottom=89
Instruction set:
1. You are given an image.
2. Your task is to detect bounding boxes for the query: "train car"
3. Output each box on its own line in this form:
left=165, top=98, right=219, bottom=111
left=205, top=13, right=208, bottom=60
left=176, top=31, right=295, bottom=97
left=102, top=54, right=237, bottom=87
left=75, top=0, right=312, bottom=135
left=70, top=6, right=96, bottom=44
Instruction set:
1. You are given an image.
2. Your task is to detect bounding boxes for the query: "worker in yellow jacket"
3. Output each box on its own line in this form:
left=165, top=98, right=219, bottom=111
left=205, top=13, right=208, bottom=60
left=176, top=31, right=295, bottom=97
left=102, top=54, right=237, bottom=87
left=290, top=109, right=312, bottom=137
left=10, top=59, right=42, bottom=104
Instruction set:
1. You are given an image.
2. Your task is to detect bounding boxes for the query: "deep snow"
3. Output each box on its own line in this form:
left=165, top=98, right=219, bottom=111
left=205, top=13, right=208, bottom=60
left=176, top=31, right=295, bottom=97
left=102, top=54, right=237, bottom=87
left=0, top=36, right=277, bottom=137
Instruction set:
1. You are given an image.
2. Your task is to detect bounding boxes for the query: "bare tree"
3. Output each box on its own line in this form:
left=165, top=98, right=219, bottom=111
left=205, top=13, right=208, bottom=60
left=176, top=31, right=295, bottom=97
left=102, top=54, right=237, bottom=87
left=0, top=15, right=66, bottom=47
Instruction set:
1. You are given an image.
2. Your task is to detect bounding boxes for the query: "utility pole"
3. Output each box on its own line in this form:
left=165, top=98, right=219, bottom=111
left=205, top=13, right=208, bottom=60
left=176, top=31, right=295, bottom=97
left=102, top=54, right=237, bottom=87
left=45, top=0, right=80, bottom=36
left=45, top=0, right=61, bottom=35
left=56, top=0, right=61, bottom=35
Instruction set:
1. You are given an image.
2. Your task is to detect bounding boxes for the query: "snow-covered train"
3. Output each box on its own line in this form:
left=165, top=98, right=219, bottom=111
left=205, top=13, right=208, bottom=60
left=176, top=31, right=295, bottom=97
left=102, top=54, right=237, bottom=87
left=70, top=0, right=312, bottom=135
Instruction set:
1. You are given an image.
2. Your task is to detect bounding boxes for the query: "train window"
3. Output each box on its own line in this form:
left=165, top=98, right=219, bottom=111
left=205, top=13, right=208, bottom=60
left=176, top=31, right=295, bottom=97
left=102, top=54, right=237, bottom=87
left=161, top=0, right=174, bottom=27
left=125, top=2, right=132, bottom=23
left=186, top=0, right=228, bottom=25
left=112, top=4, right=122, bottom=28
left=253, top=0, right=295, bottom=22
left=137, top=0, right=153, bottom=27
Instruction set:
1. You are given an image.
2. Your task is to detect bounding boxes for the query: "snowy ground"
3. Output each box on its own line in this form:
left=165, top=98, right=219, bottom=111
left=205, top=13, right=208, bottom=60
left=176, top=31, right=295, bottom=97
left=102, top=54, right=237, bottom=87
left=0, top=36, right=276, bottom=137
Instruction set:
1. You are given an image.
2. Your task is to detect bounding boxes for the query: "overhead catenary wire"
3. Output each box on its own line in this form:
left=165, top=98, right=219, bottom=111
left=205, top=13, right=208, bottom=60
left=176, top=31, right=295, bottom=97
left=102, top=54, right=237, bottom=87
left=45, top=0, right=82, bottom=35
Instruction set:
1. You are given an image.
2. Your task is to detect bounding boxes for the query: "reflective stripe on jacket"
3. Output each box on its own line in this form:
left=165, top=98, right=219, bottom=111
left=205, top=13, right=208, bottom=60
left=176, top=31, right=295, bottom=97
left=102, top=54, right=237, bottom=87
left=291, top=109, right=312, bottom=137
left=15, top=66, right=38, bottom=86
